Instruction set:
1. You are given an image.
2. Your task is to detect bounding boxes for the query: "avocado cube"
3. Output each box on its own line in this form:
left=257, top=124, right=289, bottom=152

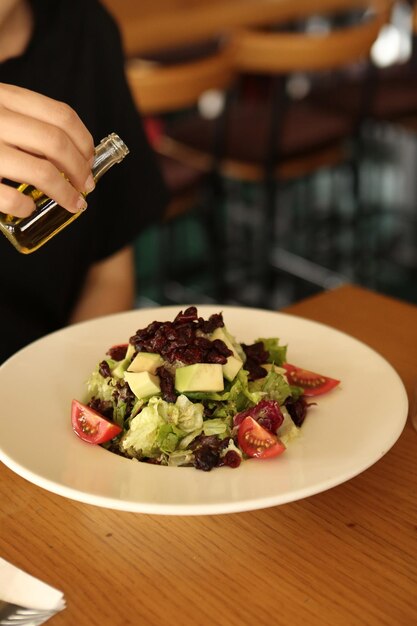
left=126, top=343, right=136, bottom=360
left=124, top=371, right=161, bottom=399
left=222, top=355, right=243, bottom=382
left=128, top=352, right=164, bottom=375
left=175, top=363, right=224, bottom=393
left=112, top=358, right=130, bottom=379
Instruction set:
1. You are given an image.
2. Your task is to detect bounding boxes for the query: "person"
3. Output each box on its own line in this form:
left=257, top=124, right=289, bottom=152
left=0, top=0, right=168, bottom=363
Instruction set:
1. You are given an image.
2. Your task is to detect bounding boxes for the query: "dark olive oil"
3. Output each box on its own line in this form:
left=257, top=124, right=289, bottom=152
left=0, top=133, right=129, bottom=253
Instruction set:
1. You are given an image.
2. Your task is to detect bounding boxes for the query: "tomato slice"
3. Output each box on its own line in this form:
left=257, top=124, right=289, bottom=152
left=71, top=400, right=122, bottom=444
left=283, top=363, right=340, bottom=397
left=238, top=416, right=286, bottom=459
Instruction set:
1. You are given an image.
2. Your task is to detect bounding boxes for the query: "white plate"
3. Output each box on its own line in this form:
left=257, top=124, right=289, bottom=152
left=0, top=306, right=408, bottom=515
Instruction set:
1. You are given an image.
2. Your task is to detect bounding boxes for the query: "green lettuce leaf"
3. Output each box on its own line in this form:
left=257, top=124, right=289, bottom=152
left=120, top=395, right=204, bottom=457
left=278, top=406, right=301, bottom=445
left=86, top=369, right=117, bottom=404
left=175, top=395, right=205, bottom=433
left=248, top=368, right=292, bottom=405
left=255, top=338, right=287, bottom=365
left=167, top=450, right=195, bottom=466
left=113, top=400, right=127, bottom=428
left=156, top=423, right=180, bottom=453
left=121, top=399, right=163, bottom=457
left=203, top=417, right=230, bottom=437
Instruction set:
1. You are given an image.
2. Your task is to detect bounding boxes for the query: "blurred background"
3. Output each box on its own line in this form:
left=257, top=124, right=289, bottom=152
left=103, top=0, right=417, bottom=310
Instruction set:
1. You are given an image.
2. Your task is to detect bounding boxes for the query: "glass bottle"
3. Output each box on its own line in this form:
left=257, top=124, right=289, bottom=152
left=0, top=133, right=129, bottom=254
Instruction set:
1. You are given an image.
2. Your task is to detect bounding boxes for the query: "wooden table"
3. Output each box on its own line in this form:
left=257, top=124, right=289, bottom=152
left=1, top=284, right=416, bottom=625
left=101, top=0, right=381, bottom=57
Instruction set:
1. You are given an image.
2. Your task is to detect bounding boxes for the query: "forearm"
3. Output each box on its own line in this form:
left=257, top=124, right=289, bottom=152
left=69, top=245, right=136, bottom=324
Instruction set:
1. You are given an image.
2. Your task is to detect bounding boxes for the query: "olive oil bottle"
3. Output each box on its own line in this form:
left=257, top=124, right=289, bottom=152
left=0, top=133, right=129, bottom=254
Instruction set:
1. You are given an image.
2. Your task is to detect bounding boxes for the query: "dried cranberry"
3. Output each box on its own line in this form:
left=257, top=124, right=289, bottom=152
left=174, top=306, right=198, bottom=324
left=129, top=308, right=232, bottom=366
left=211, top=339, right=231, bottom=356
left=221, top=450, right=241, bottom=468
left=197, top=313, right=225, bottom=334
left=248, top=362, right=268, bottom=380
left=179, top=345, right=206, bottom=364
left=242, top=341, right=269, bottom=362
left=242, top=341, right=269, bottom=380
left=157, top=366, right=177, bottom=403
left=99, top=360, right=111, bottom=378
left=205, top=349, right=228, bottom=364
left=106, top=344, right=128, bottom=361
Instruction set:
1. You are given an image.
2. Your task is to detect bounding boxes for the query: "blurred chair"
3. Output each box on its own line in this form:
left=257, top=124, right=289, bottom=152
left=311, top=1, right=417, bottom=125
left=310, top=1, right=417, bottom=289
left=158, top=0, right=390, bottom=305
left=126, top=43, right=233, bottom=302
left=380, top=1, right=417, bottom=129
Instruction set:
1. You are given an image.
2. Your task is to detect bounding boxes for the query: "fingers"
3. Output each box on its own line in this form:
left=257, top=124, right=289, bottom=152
left=0, top=143, right=87, bottom=214
left=0, top=182, right=35, bottom=218
left=0, top=83, right=95, bottom=218
left=0, top=83, right=94, bottom=161
left=0, top=106, right=95, bottom=195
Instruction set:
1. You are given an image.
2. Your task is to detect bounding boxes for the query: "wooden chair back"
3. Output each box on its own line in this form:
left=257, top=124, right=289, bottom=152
left=230, top=0, right=390, bottom=74
left=126, top=48, right=233, bottom=116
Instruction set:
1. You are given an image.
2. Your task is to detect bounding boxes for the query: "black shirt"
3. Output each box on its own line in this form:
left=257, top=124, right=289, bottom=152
left=0, top=0, right=167, bottom=362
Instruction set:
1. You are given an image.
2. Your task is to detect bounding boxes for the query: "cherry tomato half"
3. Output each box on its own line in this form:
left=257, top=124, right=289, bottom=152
left=283, top=363, right=340, bottom=397
left=238, top=416, right=286, bottom=459
left=71, top=400, right=122, bottom=444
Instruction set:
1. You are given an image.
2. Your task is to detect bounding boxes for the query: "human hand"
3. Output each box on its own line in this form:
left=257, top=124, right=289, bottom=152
left=0, top=83, right=95, bottom=218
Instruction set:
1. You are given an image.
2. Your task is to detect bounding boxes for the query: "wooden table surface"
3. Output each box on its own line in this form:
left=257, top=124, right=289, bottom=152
left=100, top=0, right=376, bottom=57
left=1, top=284, right=416, bottom=625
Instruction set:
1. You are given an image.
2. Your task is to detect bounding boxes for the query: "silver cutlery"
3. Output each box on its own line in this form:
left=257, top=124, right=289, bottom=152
left=0, top=601, right=56, bottom=626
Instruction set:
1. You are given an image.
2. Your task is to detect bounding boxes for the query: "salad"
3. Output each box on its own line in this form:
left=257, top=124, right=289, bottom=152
left=71, top=306, right=340, bottom=471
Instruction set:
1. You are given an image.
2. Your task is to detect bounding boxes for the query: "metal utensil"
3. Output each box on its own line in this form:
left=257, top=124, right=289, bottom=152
left=0, top=601, right=56, bottom=626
